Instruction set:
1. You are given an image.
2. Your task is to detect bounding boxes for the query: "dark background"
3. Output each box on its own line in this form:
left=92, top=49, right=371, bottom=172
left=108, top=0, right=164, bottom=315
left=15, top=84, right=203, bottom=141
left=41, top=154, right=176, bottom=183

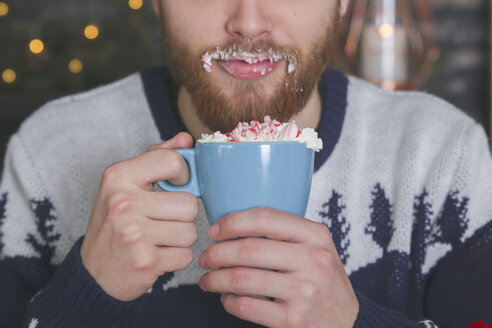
left=0, top=0, right=490, bottom=172
left=0, top=0, right=165, bottom=171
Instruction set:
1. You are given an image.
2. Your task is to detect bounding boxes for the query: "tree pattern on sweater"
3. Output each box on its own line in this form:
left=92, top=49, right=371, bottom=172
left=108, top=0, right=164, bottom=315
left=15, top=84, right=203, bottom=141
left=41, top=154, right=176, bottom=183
left=410, top=190, right=434, bottom=291
left=319, top=190, right=350, bottom=265
left=430, top=191, right=469, bottom=249
left=410, top=189, right=470, bottom=292
left=26, top=198, right=61, bottom=264
left=366, top=184, right=395, bottom=255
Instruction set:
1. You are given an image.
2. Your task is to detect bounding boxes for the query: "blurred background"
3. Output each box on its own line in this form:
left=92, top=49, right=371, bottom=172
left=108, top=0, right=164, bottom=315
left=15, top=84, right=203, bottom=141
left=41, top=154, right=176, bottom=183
left=0, top=0, right=490, bottom=171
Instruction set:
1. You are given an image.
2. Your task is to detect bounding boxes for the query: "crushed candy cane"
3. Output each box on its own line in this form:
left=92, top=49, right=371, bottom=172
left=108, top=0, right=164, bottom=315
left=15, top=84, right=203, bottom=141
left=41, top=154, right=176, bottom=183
left=199, top=116, right=323, bottom=152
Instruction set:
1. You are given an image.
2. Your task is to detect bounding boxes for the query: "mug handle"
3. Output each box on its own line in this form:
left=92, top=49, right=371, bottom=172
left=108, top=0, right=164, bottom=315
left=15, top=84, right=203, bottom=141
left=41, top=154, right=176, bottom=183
left=156, top=149, right=201, bottom=198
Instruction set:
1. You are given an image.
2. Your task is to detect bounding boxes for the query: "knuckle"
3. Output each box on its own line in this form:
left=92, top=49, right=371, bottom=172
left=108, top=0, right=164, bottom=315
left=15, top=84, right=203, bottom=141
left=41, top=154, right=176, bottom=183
left=132, top=248, right=157, bottom=271
left=106, top=193, right=134, bottom=218
left=162, top=149, right=183, bottom=177
left=183, top=223, right=198, bottom=246
left=102, top=162, right=127, bottom=185
left=297, top=280, right=318, bottom=301
left=182, top=193, right=199, bottom=219
left=235, top=296, right=252, bottom=318
left=181, top=248, right=194, bottom=268
left=239, top=238, right=260, bottom=261
left=221, top=212, right=239, bottom=231
left=287, top=311, right=310, bottom=328
left=118, top=222, right=143, bottom=245
left=254, top=207, right=280, bottom=227
left=180, top=223, right=197, bottom=247
left=206, top=243, right=219, bottom=263
left=256, top=206, right=276, bottom=219
left=309, top=248, right=336, bottom=272
left=231, top=268, right=251, bottom=289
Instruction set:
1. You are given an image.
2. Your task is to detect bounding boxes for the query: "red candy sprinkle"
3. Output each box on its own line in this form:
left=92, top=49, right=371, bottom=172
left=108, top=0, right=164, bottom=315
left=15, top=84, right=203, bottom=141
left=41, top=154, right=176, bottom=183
left=224, top=116, right=300, bottom=142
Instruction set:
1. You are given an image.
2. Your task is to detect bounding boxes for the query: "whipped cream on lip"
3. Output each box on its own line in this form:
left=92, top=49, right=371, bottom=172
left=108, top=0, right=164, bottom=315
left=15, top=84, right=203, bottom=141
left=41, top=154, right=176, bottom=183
left=201, top=46, right=298, bottom=79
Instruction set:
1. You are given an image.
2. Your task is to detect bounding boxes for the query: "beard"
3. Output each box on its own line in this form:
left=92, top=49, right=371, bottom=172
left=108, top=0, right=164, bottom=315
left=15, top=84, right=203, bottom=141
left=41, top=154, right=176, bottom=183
left=160, top=13, right=340, bottom=133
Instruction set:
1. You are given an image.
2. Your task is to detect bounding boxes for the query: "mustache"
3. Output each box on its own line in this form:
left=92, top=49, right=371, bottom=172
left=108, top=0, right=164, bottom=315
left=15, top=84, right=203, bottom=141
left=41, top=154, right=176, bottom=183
left=201, top=40, right=299, bottom=74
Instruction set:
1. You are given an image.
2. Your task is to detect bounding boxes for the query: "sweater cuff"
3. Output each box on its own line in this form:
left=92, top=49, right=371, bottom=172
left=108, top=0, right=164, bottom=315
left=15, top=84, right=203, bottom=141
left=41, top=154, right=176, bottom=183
left=353, top=291, right=436, bottom=328
left=26, top=236, right=144, bottom=327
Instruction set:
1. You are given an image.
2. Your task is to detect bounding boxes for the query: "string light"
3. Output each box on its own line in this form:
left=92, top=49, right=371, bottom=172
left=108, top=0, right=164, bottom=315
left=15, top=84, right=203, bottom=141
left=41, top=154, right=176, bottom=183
left=2, top=69, right=16, bottom=84
left=84, top=24, right=99, bottom=40
left=29, top=39, right=45, bottom=54
left=128, top=0, right=143, bottom=10
left=69, top=59, right=83, bottom=74
left=0, top=2, right=8, bottom=16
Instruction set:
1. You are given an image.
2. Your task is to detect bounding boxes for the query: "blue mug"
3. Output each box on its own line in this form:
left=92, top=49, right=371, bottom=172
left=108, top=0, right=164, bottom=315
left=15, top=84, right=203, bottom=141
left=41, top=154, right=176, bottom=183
left=157, top=141, right=314, bottom=225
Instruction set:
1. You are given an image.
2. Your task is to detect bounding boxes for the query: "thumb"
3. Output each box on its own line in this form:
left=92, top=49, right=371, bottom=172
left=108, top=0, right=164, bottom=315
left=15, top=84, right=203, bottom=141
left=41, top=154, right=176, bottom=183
left=147, top=132, right=194, bottom=152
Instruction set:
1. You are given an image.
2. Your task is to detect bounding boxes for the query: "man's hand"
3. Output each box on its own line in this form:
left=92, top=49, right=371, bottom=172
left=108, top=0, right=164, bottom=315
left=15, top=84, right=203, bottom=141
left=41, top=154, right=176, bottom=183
left=198, top=207, right=359, bottom=328
left=81, top=132, right=198, bottom=301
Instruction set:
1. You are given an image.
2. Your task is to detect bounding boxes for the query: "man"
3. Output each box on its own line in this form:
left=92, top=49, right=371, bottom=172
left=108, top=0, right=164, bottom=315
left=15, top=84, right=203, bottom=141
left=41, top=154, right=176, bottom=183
left=0, top=0, right=490, bottom=327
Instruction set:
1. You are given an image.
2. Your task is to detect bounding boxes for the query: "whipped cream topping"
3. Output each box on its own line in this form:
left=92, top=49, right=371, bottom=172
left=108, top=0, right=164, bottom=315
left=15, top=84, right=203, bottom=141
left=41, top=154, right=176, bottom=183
left=201, top=45, right=298, bottom=74
left=199, top=116, right=323, bottom=152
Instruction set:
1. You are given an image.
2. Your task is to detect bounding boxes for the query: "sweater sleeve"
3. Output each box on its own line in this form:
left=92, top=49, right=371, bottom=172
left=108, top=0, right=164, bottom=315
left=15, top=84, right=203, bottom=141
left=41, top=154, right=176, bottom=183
left=354, top=291, right=438, bottom=328
left=25, top=237, right=145, bottom=328
left=0, top=134, right=143, bottom=327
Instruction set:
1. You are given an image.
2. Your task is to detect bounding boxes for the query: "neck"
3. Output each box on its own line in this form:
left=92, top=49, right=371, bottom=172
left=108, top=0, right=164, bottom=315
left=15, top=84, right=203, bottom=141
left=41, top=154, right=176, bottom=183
left=178, top=84, right=322, bottom=140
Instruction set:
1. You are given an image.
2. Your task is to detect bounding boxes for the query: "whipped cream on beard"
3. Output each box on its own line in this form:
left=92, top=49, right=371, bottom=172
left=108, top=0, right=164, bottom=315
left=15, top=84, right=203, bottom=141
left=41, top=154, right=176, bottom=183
left=199, top=116, right=323, bottom=152
left=201, top=44, right=298, bottom=75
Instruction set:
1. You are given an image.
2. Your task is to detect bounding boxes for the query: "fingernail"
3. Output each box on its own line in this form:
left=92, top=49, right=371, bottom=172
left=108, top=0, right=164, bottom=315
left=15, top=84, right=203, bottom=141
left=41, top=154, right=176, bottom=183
left=209, top=224, right=219, bottom=238
left=198, top=253, right=205, bottom=268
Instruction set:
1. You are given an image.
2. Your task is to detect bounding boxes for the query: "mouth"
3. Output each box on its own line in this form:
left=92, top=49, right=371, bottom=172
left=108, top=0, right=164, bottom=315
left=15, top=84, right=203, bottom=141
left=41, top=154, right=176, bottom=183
left=217, top=58, right=282, bottom=80
left=201, top=46, right=297, bottom=80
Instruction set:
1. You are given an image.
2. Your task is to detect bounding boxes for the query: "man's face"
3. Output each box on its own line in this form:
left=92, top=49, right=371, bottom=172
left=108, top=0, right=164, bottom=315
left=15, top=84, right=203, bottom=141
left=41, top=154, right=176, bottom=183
left=157, top=1, right=341, bottom=132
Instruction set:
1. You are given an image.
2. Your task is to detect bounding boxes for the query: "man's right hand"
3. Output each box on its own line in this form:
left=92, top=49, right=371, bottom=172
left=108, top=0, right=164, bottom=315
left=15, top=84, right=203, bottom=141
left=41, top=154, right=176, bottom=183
left=80, top=132, right=198, bottom=301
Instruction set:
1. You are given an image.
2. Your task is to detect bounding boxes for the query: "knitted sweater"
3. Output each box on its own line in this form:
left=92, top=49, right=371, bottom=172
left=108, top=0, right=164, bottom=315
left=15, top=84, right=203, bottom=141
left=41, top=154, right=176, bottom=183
left=0, top=67, right=491, bottom=328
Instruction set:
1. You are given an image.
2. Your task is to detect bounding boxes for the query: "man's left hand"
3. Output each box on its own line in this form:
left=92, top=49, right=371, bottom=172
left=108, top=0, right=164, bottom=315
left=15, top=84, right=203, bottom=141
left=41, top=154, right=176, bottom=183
left=198, top=207, right=359, bottom=328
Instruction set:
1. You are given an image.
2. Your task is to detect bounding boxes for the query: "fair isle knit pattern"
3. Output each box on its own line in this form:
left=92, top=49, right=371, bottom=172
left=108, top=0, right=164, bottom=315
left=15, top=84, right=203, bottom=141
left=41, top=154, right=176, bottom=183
left=0, top=67, right=491, bottom=328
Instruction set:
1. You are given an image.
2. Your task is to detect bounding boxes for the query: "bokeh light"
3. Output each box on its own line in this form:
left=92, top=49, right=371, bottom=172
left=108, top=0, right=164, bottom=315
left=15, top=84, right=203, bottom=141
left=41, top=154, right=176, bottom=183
left=84, top=24, right=99, bottom=40
left=2, top=69, right=16, bottom=84
left=128, top=0, right=143, bottom=10
left=378, top=23, right=395, bottom=39
left=0, top=2, right=9, bottom=17
left=29, top=39, right=45, bottom=54
left=68, top=59, right=83, bottom=74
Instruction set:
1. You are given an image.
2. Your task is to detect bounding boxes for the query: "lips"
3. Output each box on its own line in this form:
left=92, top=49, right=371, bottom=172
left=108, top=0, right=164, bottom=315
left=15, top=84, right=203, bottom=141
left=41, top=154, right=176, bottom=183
left=217, top=59, right=282, bottom=80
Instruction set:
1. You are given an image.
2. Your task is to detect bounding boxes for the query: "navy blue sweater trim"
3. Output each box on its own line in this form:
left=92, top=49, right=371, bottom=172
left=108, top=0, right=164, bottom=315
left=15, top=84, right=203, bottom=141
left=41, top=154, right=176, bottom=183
left=315, top=68, right=348, bottom=171
left=140, top=66, right=348, bottom=171
left=140, top=66, right=186, bottom=141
